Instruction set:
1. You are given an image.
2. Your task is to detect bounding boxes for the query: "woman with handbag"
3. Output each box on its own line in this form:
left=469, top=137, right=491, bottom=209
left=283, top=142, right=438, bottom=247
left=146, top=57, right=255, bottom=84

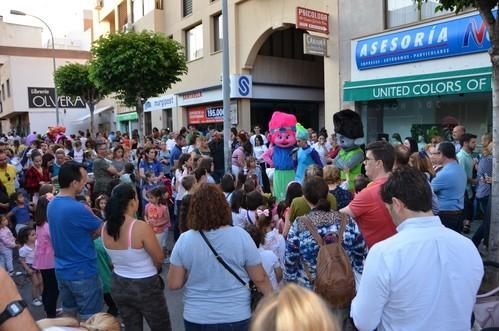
left=102, top=183, right=171, bottom=331
left=168, top=183, right=272, bottom=331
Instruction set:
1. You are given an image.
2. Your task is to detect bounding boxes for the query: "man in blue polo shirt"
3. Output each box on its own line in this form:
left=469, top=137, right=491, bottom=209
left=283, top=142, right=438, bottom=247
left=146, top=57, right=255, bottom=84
left=431, top=142, right=467, bottom=233
left=48, top=161, right=103, bottom=319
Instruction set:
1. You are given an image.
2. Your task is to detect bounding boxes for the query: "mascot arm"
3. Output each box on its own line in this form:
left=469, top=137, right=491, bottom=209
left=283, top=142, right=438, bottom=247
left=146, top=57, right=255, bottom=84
left=310, top=149, right=323, bottom=167
left=262, top=147, right=274, bottom=167
left=334, top=149, right=364, bottom=169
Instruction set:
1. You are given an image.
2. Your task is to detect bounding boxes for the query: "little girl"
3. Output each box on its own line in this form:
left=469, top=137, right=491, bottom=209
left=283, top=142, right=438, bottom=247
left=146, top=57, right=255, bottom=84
left=18, top=226, right=43, bottom=306
left=0, top=215, right=18, bottom=276
left=256, top=205, right=286, bottom=268
left=144, top=188, right=170, bottom=255
left=245, top=157, right=263, bottom=188
left=94, top=195, right=108, bottom=220
left=142, top=172, right=158, bottom=214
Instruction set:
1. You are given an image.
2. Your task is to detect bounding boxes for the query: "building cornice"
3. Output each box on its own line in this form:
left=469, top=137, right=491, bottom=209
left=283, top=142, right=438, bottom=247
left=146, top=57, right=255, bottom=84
left=0, top=46, right=91, bottom=60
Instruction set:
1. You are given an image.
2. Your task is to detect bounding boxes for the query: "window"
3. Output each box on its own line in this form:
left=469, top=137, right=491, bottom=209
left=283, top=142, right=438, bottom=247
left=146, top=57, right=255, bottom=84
left=183, top=0, right=192, bottom=17
left=1, top=84, right=4, bottom=101
left=213, top=14, right=223, bottom=52
left=186, top=24, right=203, bottom=61
left=386, top=0, right=450, bottom=28
left=6, top=79, right=10, bottom=98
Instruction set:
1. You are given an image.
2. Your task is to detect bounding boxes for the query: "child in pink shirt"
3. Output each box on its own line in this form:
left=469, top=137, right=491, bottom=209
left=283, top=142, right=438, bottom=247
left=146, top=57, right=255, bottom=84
left=144, top=188, right=170, bottom=253
left=0, top=215, right=17, bottom=275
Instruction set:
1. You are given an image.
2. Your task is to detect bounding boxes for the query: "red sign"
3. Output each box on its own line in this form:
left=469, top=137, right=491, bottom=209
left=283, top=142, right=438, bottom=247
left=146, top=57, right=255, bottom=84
left=187, top=104, right=223, bottom=124
left=296, top=7, right=329, bottom=34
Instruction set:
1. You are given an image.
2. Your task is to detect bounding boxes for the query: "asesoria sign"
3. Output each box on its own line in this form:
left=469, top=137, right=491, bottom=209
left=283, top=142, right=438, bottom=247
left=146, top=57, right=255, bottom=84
left=355, top=11, right=493, bottom=70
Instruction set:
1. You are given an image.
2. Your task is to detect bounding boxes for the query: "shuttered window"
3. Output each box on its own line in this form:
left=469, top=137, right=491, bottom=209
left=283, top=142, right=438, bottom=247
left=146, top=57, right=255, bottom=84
left=183, top=0, right=192, bottom=17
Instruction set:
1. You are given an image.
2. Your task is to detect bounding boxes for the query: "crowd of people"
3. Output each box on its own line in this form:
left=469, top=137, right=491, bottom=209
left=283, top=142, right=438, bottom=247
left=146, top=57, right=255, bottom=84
left=0, top=121, right=491, bottom=331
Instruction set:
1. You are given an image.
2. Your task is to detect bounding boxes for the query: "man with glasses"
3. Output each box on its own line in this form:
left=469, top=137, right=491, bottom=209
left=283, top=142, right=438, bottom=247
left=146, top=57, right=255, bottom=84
left=0, top=150, right=16, bottom=196
left=340, top=141, right=397, bottom=248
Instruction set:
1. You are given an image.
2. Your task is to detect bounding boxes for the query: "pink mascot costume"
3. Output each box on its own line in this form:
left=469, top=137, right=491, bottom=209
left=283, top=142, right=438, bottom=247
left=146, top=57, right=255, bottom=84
left=262, top=111, right=297, bottom=201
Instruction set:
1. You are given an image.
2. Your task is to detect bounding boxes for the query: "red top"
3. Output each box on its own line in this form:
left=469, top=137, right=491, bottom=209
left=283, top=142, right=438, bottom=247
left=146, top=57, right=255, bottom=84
left=24, top=166, right=50, bottom=196
left=347, top=177, right=396, bottom=248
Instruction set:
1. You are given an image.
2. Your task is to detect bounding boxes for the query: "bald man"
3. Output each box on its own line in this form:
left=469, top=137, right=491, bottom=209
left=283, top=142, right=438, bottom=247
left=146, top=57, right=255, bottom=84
left=452, top=125, right=466, bottom=153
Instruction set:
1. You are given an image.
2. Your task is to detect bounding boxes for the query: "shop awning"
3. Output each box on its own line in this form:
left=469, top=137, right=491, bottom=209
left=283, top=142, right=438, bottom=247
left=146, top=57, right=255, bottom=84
left=116, top=112, right=138, bottom=122
left=72, top=106, right=113, bottom=124
left=344, top=67, right=492, bottom=101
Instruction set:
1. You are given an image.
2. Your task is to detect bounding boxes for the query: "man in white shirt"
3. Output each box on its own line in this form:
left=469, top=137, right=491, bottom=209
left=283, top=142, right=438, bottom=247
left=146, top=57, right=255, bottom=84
left=351, top=166, right=483, bottom=331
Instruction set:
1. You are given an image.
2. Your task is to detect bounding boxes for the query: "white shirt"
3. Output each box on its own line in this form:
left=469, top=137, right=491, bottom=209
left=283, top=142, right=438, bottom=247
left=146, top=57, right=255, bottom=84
left=166, top=138, right=176, bottom=152
left=261, top=229, right=285, bottom=267
left=253, top=145, right=268, bottom=162
left=313, top=142, right=329, bottom=166
left=232, top=208, right=249, bottom=228
left=258, top=247, right=280, bottom=292
left=19, top=245, right=34, bottom=265
left=351, top=216, right=483, bottom=331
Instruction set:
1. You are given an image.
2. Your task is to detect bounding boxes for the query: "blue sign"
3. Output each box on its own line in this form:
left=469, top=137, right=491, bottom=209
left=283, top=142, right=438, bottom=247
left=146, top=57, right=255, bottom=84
left=356, top=11, right=492, bottom=70
left=205, top=106, right=223, bottom=119
left=238, top=76, right=250, bottom=96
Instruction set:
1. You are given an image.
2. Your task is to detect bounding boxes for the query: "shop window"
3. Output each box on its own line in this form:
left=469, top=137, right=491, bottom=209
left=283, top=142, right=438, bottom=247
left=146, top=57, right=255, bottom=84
left=186, top=24, right=203, bottom=61
left=213, top=14, right=223, bottom=52
left=6, top=80, right=10, bottom=98
left=359, top=93, right=492, bottom=146
left=183, top=0, right=192, bottom=17
left=386, top=0, right=451, bottom=28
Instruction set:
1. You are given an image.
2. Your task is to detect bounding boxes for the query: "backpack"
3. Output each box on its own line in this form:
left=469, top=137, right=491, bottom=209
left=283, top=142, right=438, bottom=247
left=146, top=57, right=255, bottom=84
left=302, top=214, right=356, bottom=309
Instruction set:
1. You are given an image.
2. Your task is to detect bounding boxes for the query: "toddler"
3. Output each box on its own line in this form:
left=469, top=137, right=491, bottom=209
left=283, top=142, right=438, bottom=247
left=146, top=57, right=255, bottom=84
left=0, top=215, right=19, bottom=276
left=7, top=191, right=34, bottom=233
left=256, top=205, right=286, bottom=267
left=144, top=187, right=170, bottom=258
left=18, top=226, right=43, bottom=306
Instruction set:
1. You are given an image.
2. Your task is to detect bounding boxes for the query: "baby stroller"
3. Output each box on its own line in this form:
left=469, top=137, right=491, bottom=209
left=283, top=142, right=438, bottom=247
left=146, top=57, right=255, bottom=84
left=473, top=261, right=499, bottom=330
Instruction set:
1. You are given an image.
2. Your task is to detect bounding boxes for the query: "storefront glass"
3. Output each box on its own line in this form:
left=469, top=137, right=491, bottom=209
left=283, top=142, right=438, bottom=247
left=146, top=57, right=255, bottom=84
left=358, top=92, right=492, bottom=144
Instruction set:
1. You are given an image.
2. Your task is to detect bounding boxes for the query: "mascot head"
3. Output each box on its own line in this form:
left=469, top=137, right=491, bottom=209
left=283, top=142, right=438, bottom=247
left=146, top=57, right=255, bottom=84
left=333, top=109, right=364, bottom=151
left=268, top=111, right=297, bottom=148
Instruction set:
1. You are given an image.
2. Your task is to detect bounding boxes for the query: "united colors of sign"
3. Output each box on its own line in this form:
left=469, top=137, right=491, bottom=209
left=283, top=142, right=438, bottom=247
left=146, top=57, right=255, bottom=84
left=355, top=11, right=493, bottom=70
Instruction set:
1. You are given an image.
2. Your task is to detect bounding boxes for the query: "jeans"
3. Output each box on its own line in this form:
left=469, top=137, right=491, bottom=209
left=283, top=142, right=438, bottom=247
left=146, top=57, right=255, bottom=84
left=58, top=273, right=104, bottom=320
left=40, top=269, right=59, bottom=318
left=184, top=318, right=250, bottom=331
left=0, top=246, right=13, bottom=273
left=439, top=211, right=464, bottom=233
left=111, top=273, right=171, bottom=331
left=473, top=196, right=492, bottom=247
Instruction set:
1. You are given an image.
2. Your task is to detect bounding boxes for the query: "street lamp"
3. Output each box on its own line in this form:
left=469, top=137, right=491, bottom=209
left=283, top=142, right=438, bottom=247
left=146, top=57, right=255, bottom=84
left=10, top=9, right=60, bottom=125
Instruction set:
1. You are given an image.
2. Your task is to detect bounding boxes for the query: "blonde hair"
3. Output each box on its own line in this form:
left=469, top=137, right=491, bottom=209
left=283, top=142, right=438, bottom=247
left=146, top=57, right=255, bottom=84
left=251, top=283, right=340, bottom=331
left=37, top=313, right=120, bottom=331
left=323, top=165, right=341, bottom=184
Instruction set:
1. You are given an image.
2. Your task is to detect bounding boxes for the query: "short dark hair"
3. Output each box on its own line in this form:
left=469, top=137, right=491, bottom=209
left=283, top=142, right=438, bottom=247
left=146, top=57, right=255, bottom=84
left=394, top=144, right=410, bottom=166
left=381, top=166, right=432, bottom=212
left=302, top=176, right=330, bottom=211
left=438, top=142, right=456, bottom=159
left=58, top=161, right=86, bottom=188
left=221, top=173, right=235, bottom=193
left=95, top=142, right=107, bottom=152
left=366, top=141, right=395, bottom=172
left=460, top=133, right=477, bottom=146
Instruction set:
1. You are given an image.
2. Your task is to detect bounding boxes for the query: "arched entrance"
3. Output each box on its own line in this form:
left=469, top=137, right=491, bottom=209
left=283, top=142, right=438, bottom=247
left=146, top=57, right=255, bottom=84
left=247, top=26, right=325, bottom=132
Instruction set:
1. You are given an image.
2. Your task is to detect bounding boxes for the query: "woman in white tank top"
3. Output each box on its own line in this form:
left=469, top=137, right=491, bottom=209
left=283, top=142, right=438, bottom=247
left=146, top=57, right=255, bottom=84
left=102, top=183, right=171, bottom=331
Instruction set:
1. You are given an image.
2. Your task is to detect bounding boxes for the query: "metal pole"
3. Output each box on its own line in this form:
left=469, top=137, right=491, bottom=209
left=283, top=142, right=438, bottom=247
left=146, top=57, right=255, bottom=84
left=221, top=0, right=231, bottom=173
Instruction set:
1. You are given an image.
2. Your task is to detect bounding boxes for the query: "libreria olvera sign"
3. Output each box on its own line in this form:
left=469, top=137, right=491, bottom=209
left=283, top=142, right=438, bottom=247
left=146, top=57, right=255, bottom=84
left=355, top=11, right=493, bottom=70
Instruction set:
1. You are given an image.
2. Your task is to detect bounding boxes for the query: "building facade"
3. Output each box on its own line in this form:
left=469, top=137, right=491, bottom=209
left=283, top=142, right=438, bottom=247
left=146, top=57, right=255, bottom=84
left=342, top=1, right=491, bottom=144
left=91, top=0, right=340, bottom=134
left=0, top=15, right=116, bottom=136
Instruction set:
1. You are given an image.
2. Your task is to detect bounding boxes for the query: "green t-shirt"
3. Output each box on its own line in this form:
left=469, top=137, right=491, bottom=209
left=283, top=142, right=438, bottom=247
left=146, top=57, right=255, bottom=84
left=288, top=194, right=337, bottom=223
left=94, top=238, right=112, bottom=294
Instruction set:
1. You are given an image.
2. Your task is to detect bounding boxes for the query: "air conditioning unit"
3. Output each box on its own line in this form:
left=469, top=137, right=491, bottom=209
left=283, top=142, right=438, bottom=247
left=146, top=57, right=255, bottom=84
left=122, top=23, right=134, bottom=32
left=95, top=0, right=103, bottom=10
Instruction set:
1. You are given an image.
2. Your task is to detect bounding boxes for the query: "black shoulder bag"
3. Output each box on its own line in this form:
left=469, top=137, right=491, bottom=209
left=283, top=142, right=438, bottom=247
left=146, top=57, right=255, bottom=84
left=199, top=230, right=263, bottom=311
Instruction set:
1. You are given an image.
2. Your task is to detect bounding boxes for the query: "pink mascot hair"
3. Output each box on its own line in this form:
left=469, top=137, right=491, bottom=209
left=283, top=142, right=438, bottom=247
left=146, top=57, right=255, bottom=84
left=268, top=111, right=297, bottom=142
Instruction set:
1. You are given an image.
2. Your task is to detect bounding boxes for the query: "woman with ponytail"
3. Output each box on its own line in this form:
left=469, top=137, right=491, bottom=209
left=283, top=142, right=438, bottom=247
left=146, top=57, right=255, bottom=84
left=101, top=183, right=171, bottom=331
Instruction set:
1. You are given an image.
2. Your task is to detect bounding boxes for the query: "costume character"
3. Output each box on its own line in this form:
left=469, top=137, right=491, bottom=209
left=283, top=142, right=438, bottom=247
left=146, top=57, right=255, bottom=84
left=262, top=111, right=297, bottom=201
left=333, top=109, right=365, bottom=190
left=294, top=123, right=322, bottom=183
left=46, top=126, right=67, bottom=144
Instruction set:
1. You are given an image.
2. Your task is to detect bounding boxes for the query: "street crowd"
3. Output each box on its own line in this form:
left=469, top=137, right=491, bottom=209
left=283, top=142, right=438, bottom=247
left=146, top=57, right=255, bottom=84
left=0, top=120, right=491, bottom=331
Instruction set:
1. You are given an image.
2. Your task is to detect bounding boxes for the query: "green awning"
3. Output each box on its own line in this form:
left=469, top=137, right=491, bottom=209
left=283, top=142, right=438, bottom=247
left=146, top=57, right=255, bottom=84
left=344, top=67, right=492, bottom=101
left=116, top=112, right=138, bottom=122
